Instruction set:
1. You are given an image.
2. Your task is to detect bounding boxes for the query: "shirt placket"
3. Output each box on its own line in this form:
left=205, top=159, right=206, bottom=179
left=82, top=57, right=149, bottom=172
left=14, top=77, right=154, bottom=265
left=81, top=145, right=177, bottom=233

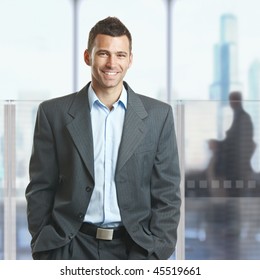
left=103, top=108, right=114, bottom=224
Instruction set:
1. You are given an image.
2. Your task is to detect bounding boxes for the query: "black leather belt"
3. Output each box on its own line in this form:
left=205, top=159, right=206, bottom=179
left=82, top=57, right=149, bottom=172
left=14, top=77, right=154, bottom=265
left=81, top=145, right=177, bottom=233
left=79, top=223, right=126, bottom=240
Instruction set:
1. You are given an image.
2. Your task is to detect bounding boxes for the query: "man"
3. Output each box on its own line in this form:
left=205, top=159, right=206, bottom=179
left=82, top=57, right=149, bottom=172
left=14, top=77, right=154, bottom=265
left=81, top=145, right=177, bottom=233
left=26, top=17, right=181, bottom=260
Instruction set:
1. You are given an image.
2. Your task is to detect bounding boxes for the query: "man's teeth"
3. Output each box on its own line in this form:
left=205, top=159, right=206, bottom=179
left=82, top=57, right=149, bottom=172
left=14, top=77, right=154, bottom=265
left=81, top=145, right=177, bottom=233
left=105, top=72, right=117, bottom=75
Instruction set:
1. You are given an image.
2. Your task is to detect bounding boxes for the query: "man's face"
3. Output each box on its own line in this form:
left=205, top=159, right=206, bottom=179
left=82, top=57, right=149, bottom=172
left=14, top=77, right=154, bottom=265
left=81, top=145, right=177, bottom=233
left=84, top=34, right=133, bottom=92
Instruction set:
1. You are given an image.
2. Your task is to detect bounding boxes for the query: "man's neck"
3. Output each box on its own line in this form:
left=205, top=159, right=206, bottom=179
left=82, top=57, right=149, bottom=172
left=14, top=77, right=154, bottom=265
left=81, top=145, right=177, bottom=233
left=91, top=84, right=123, bottom=110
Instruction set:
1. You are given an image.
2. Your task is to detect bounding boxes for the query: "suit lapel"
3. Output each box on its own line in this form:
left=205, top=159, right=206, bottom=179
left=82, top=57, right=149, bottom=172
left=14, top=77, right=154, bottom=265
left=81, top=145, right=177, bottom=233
left=116, top=83, right=148, bottom=172
left=64, top=82, right=148, bottom=179
left=66, top=84, right=95, bottom=181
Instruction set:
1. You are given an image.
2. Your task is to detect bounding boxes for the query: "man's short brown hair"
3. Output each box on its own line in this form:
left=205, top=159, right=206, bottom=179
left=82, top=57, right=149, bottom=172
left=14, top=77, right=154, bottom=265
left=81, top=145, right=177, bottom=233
left=87, top=17, right=132, bottom=52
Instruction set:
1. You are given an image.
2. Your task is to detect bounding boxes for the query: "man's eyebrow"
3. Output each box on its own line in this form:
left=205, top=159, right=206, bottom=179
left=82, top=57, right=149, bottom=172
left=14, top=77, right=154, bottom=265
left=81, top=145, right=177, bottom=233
left=97, top=49, right=128, bottom=54
left=97, top=49, right=109, bottom=53
left=117, top=51, right=128, bottom=55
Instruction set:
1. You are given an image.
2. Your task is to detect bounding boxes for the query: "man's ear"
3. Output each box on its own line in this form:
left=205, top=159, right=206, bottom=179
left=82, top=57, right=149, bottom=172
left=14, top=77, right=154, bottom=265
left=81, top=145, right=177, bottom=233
left=84, top=49, right=91, bottom=66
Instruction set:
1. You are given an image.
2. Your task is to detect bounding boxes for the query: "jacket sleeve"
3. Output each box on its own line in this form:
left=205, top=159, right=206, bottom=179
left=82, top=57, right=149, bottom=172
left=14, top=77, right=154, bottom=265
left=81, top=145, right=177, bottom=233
left=25, top=103, right=59, bottom=248
left=149, top=106, right=181, bottom=259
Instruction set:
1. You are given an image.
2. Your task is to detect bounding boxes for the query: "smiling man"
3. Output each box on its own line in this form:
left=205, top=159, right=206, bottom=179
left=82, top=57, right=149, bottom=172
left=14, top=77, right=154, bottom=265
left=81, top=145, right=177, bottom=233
left=26, top=17, right=181, bottom=260
left=84, top=34, right=132, bottom=109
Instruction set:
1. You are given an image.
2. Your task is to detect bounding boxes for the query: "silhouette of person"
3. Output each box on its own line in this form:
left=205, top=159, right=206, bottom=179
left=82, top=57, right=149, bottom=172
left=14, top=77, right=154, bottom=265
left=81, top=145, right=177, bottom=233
left=208, top=91, right=255, bottom=183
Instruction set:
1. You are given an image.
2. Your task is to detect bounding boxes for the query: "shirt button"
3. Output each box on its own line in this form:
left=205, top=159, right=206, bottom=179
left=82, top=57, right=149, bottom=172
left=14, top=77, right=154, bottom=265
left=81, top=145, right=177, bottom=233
left=85, top=186, right=92, bottom=192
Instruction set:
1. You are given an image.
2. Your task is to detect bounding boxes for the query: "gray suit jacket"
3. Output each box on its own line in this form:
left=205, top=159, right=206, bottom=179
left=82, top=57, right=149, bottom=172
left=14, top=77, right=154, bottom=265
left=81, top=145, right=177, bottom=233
left=26, top=82, right=181, bottom=259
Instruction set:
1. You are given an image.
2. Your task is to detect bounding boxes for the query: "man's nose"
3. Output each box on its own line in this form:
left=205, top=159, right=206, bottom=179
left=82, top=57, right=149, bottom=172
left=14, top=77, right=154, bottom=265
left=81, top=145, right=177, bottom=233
left=106, top=55, right=116, bottom=67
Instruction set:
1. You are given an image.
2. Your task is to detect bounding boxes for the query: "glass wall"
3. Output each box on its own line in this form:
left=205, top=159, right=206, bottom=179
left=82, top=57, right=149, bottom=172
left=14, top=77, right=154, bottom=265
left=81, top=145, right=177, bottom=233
left=184, top=100, right=260, bottom=259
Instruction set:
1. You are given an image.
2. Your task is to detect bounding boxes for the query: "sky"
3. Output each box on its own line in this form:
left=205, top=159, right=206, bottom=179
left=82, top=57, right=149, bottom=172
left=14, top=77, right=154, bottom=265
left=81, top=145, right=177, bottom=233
left=1, top=0, right=260, bottom=101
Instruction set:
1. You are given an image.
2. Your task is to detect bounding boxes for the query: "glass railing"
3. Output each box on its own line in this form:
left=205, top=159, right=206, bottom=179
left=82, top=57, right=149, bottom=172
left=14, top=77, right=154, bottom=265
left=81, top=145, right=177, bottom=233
left=176, top=100, right=260, bottom=260
left=0, top=101, right=40, bottom=260
left=1, top=100, right=260, bottom=259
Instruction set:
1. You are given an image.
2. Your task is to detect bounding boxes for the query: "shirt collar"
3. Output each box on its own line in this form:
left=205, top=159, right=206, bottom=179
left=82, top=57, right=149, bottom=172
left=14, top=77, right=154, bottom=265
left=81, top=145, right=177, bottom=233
left=88, top=84, right=127, bottom=111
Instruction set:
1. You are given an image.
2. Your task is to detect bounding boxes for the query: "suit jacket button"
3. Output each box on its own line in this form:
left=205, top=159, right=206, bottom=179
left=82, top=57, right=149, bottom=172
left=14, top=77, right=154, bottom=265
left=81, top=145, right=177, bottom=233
left=68, top=233, right=74, bottom=240
left=85, top=186, right=92, bottom=192
left=78, top=213, right=84, bottom=221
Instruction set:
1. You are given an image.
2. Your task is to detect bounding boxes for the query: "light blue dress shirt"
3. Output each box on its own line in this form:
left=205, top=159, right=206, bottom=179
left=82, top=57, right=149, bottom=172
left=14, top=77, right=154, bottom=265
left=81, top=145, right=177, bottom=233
left=84, top=85, right=127, bottom=227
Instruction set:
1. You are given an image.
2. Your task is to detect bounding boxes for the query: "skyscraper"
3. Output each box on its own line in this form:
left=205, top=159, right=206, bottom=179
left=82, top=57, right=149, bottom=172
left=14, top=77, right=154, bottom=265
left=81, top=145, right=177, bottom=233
left=210, top=14, right=242, bottom=102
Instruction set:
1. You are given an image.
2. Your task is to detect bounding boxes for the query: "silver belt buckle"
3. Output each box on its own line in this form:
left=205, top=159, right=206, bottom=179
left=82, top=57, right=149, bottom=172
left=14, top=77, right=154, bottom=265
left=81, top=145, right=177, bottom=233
left=96, top=228, right=114, bottom=240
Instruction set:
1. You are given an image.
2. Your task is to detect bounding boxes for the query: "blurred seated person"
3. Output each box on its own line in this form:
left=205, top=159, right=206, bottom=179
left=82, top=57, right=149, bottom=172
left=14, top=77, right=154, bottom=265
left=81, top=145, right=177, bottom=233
left=208, top=91, right=255, bottom=181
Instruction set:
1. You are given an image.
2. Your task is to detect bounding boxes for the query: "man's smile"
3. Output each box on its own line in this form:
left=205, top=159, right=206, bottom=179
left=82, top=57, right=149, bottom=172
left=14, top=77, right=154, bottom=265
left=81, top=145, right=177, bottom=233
left=102, top=71, right=118, bottom=76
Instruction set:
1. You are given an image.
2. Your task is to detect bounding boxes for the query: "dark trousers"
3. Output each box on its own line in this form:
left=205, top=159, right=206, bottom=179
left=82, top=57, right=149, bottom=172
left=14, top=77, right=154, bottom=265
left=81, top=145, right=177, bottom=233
left=34, top=230, right=155, bottom=260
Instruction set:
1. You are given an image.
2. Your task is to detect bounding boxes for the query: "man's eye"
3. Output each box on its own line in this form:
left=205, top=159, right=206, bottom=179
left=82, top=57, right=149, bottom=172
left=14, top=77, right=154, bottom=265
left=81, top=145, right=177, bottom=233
left=99, top=52, right=108, bottom=57
left=117, top=53, right=127, bottom=58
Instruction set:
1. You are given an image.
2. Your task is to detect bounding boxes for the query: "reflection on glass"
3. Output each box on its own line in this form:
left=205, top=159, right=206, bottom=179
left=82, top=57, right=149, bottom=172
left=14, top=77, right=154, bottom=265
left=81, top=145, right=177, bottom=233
left=185, top=98, right=260, bottom=259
